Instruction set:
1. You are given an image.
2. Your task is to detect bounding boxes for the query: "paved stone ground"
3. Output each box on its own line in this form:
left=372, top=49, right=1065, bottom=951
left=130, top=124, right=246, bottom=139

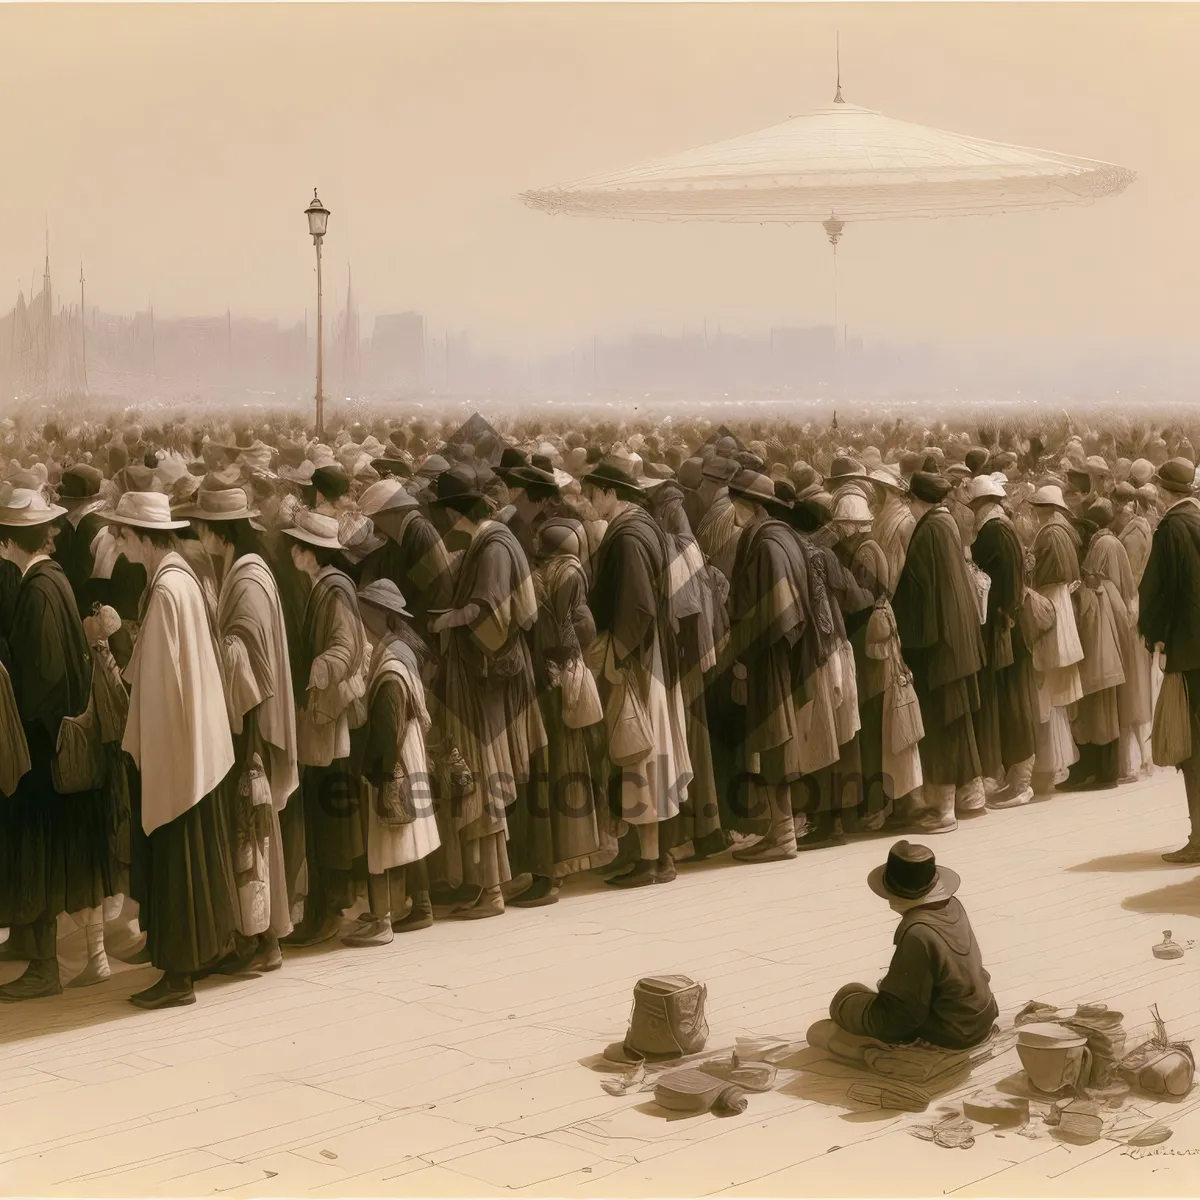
left=2, top=771, right=1200, bottom=1198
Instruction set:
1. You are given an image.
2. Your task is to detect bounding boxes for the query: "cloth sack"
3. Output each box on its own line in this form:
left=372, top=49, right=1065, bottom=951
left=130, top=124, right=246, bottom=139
left=561, top=655, right=603, bottom=729
left=654, top=1068, right=746, bottom=1116
left=1019, top=586, right=1056, bottom=649
left=608, top=975, right=709, bottom=1062
left=1151, top=671, right=1192, bottom=767
left=607, top=668, right=654, bottom=766
left=888, top=662, right=925, bottom=754
left=376, top=760, right=418, bottom=827
left=51, top=690, right=106, bottom=795
left=1120, top=1043, right=1194, bottom=1098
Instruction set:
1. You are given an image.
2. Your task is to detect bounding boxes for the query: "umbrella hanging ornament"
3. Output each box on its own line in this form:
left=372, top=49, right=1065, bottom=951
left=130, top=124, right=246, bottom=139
left=522, top=44, right=1135, bottom=345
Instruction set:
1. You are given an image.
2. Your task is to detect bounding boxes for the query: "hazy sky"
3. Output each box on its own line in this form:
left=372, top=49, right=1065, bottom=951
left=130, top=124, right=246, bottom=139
left=1, top=3, right=1192, bottom=356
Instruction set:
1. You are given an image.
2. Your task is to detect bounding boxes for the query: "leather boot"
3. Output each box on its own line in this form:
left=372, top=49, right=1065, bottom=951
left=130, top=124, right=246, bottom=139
left=954, top=778, right=988, bottom=816
left=989, top=757, right=1035, bottom=809
left=916, top=784, right=957, bottom=834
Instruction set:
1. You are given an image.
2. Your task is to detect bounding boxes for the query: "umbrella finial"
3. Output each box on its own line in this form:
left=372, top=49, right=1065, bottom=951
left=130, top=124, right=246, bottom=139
left=834, top=31, right=844, bottom=103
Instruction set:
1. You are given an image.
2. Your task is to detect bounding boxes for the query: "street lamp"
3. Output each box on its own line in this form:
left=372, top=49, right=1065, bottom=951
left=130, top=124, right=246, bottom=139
left=305, top=188, right=330, bottom=436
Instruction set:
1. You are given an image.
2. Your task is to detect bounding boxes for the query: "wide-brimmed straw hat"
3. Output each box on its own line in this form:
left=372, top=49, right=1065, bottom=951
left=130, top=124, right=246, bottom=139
left=868, top=466, right=908, bottom=494
left=178, top=485, right=259, bottom=522
left=1030, top=484, right=1070, bottom=511
left=726, top=470, right=776, bottom=505
left=357, top=578, right=412, bottom=618
left=867, top=840, right=960, bottom=906
left=282, top=509, right=344, bottom=550
left=359, top=479, right=418, bottom=517
left=0, top=485, right=67, bottom=527
left=101, top=489, right=190, bottom=531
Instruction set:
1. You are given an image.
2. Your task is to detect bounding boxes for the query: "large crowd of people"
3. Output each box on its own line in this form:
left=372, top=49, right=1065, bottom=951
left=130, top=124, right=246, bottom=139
left=1, top=405, right=1198, bottom=1011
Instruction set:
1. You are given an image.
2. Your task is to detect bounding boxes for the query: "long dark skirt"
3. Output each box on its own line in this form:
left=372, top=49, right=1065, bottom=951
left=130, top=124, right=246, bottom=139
left=705, top=672, right=762, bottom=836
left=505, top=745, right=555, bottom=879
left=977, top=656, right=1038, bottom=778
left=301, top=760, right=364, bottom=914
left=855, top=692, right=887, bottom=819
left=916, top=677, right=983, bottom=787
left=0, top=733, right=111, bottom=932
left=679, top=685, right=727, bottom=854
left=130, top=778, right=239, bottom=976
left=794, top=734, right=864, bottom=819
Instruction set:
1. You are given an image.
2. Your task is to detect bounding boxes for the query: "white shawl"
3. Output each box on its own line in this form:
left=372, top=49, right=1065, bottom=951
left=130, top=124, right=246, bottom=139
left=123, top=552, right=235, bottom=835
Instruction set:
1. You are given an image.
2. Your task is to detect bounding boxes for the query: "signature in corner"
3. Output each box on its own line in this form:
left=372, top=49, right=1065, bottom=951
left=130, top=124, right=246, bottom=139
left=1123, top=1146, right=1199, bottom=1160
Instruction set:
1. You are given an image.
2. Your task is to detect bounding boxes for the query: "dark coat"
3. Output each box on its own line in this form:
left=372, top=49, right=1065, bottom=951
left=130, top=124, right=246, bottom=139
left=1139, top=497, right=1200, bottom=673
left=830, top=897, right=999, bottom=1049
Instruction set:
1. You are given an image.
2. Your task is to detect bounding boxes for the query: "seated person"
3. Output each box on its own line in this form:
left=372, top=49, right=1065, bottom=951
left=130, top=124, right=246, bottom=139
left=826, top=841, right=998, bottom=1050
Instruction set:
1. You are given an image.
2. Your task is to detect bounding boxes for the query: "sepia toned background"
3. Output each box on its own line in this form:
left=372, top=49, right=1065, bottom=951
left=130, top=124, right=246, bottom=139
left=0, top=3, right=1192, bottom=366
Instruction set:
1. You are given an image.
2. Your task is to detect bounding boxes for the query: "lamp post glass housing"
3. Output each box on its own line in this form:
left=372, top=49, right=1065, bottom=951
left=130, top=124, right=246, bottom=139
left=305, top=189, right=330, bottom=434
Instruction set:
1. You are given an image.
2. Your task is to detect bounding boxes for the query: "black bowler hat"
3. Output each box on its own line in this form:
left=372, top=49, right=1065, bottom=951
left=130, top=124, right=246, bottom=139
left=430, top=465, right=490, bottom=516
left=909, top=472, right=953, bottom=504
left=868, top=840, right=960, bottom=904
left=60, top=464, right=103, bottom=500
left=311, top=465, right=351, bottom=501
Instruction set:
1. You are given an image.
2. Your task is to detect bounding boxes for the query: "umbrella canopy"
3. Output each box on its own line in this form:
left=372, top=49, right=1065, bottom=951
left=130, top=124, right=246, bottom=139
left=521, top=98, right=1135, bottom=228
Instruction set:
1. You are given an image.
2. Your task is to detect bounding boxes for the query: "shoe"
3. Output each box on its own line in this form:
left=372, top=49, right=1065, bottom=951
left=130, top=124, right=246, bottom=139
left=429, top=883, right=482, bottom=912
left=280, top=912, right=342, bottom=949
left=450, top=887, right=504, bottom=919
left=1162, top=845, right=1200, bottom=864
left=1056, top=776, right=1097, bottom=793
left=0, top=963, right=62, bottom=1002
left=341, top=915, right=394, bottom=947
left=795, top=827, right=846, bottom=852
left=605, top=861, right=658, bottom=889
left=208, top=936, right=262, bottom=976
left=733, top=838, right=796, bottom=863
left=916, top=813, right=958, bottom=835
left=393, top=894, right=434, bottom=933
left=129, top=974, right=195, bottom=1010
left=247, top=945, right=284, bottom=972
left=501, top=873, right=534, bottom=902
left=855, top=810, right=890, bottom=833
left=66, top=955, right=112, bottom=989
left=654, top=857, right=678, bottom=884
left=508, top=876, right=559, bottom=907
left=988, top=786, right=1033, bottom=810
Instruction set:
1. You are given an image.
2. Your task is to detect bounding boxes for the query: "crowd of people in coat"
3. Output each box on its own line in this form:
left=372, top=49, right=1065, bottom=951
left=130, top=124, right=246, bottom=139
left=2, top=406, right=1199, bottom=1011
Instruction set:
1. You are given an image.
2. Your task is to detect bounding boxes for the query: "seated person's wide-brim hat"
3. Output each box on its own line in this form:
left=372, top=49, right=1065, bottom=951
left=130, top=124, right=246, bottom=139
left=868, top=840, right=960, bottom=906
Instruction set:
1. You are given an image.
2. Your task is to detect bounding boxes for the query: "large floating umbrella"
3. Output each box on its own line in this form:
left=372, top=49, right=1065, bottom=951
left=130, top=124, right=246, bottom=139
left=522, top=84, right=1135, bottom=344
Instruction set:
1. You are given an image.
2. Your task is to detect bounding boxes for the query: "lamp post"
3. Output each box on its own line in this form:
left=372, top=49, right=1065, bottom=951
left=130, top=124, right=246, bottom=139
left=304, top=189, right=330, bottom=436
